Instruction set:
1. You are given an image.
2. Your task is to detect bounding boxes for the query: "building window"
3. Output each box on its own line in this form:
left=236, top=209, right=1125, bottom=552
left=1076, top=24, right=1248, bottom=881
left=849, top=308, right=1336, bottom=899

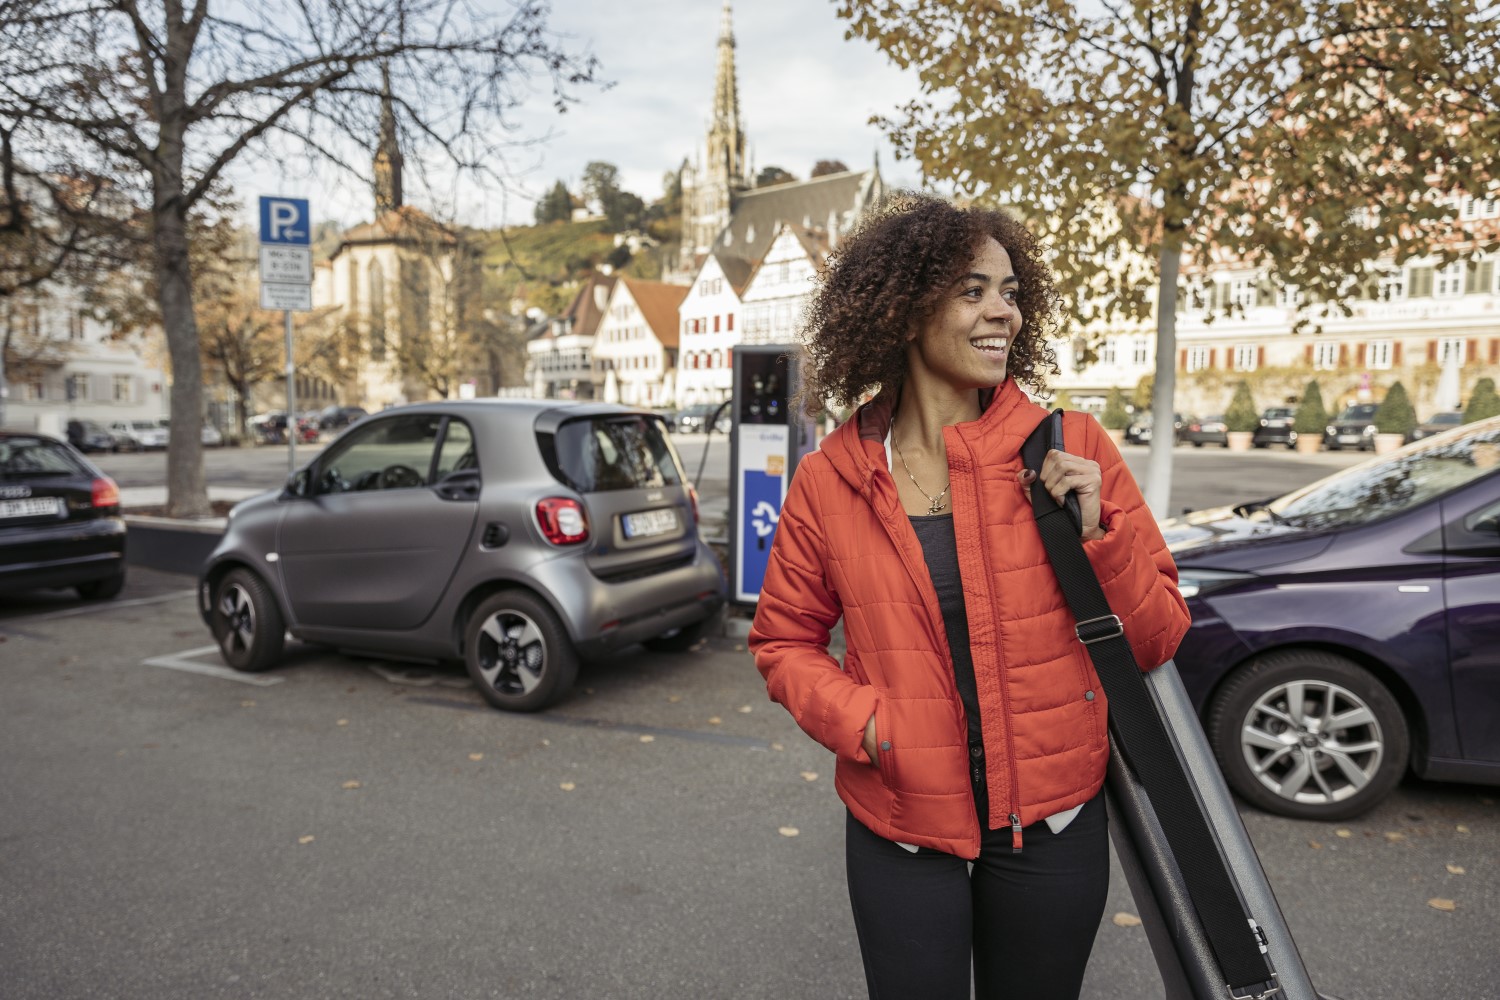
left=1185, top=347, right=1210, bottom=373
left=1313, top=342, right=1339, bottom=370
left=1435, top=261, right=1465, bottom=297
left=65, top=374, right=89, bottom=401
left=1439, top=337, right=1465, bottom=364
left=1231, top=277, right=1256, bottom=310
left=27, top=378, right=45, bottom=401
left=1131, top=338, right=1149, bottom=367
left=113, top=375, right=132, bottom=401
left=1378, top=270, right=1405, bottom=301
left=69, top=310, right=86, bottom=340
left=1277, top=284, right=1303, bottom=307
left=1368, top=340, right=1393, bottom=370
left=1100, top=338, right=1117, bottom=366
left=1233, top=344, right=1258, bottom=371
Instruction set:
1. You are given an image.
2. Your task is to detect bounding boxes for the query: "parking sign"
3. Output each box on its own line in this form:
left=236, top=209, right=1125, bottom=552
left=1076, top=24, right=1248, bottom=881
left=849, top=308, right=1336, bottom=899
left=259, top=197, right=310, bottom=245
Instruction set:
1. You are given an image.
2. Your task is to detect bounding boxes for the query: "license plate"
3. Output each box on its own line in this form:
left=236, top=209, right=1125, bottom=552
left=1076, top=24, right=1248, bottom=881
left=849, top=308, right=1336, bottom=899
left=1338, top=434, right=1360, bottom=443
left=623, top=507, right=678, bottom=539
left=0, top=496, right=63, bottom=519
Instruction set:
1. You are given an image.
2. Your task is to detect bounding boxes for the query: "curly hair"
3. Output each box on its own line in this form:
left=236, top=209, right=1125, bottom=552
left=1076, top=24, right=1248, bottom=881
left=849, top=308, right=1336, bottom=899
left=798, top=193, right=1061, bottom=415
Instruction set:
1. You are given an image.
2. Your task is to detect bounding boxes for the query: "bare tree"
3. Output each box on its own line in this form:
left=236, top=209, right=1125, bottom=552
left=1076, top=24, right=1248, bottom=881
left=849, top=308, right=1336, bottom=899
left=0, top=0, right=596, bottom=515
left=390, top=214, right=490, bottom=399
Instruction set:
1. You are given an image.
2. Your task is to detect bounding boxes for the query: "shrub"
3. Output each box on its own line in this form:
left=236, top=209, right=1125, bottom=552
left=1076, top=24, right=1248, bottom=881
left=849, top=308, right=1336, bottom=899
left=1375, top=381, right=1417, bottom=435
left=1464, top=378, right=1500, bottom=423
left=1292, top=380, right=1328, bottom=436
left=1052, top=388, right=1076, bottom=411
left=1224, top=381, right=1259, bottom=433
left=1100, top=387, right=1130, bottom=430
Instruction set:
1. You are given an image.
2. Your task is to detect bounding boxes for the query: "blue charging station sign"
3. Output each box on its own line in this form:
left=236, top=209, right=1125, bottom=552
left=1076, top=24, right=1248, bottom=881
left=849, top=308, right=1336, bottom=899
left=734, top=425, right=789, bottom=603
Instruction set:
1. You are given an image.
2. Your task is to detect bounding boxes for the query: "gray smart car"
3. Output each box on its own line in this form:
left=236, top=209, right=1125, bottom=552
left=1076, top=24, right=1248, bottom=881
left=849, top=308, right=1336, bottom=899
left=199, top=400, right=726, bottom=711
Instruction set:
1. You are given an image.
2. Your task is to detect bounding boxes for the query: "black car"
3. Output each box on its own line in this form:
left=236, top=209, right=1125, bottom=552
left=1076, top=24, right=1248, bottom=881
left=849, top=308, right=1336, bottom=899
left=318, top=405, right=368, bottom=431
left=1124, top=411, right=1184, bottom=445
left=0, top=430, right=127, bottom=599
left=1407, top=410, right=1464, bottom=443
left=1251, top=406, right=1298, bottom=449
left=1324, top=402, right=1380, bottom=451
left=66, top=419, right=116, bottom=454
left=1180, top=414, right=1229, bottom=448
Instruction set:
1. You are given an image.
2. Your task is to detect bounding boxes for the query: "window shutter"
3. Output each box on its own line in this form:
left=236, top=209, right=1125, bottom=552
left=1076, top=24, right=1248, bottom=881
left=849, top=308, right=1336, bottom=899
left=1468, top=338, right=1479, bottom=362
left=1209, top=348, right=1218, bottom=368
left=1393, top=342, right=1403, bottom=365
left=1304, top=344, right=1314, bottom=364
left=1490, top=339, right=1500, bottom=364
left=1410, top=266, right=1434, bottom=298
left=1179, top=349, right=1187, bottom=370
left=1339, top=344, right=1349, bottom=366
left=1357, top=344, right=1367, bottom=366
left=1427, top=340, right=1438, bottom=362
left=1257, top=346, right=1265, bottom=368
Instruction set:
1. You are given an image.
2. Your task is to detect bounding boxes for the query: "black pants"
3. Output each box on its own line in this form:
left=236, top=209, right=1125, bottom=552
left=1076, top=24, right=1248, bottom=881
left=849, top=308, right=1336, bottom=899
left=845, top=793, right=1109, bottom=1000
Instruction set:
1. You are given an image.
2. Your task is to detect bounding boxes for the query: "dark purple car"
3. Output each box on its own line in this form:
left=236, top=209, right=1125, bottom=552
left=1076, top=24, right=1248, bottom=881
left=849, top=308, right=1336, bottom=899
left=1162, top=414, right=1500, bottom=820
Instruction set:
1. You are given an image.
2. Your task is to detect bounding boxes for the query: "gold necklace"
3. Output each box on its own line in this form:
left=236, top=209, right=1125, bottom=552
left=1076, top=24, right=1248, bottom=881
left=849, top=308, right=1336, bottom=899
left=893, top=430, right=951, bottom=515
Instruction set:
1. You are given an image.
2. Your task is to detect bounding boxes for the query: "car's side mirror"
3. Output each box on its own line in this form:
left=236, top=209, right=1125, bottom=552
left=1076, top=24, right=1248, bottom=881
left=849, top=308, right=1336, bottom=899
left=285, top=468, right=311, bottom=499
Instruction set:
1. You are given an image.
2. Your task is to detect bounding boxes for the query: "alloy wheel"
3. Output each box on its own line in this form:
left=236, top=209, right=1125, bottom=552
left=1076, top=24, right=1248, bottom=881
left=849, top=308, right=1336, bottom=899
left=475, top=609, right=547, bottom=696
left=1238, top=678, right=1384, bottom=808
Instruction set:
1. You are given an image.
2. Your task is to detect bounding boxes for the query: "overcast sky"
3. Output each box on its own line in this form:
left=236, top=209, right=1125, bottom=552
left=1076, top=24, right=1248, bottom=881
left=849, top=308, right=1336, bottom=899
left=240, top=0, right=926, bottom=231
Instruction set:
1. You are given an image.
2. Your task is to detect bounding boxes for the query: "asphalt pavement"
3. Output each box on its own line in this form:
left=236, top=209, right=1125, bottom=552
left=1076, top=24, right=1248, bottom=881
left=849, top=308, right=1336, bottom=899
left=3, top=437, right=1495, bottom=998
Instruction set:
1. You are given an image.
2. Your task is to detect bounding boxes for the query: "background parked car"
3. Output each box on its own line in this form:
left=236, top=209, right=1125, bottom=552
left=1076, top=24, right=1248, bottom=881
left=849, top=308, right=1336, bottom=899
left=1406, top=410, right=1464, bottom=443
left=66, top=419, right=115, bottom=454
left=157, top=417, right=223, bottom=447
left=0, top=430, right=126, bottom=600
left=675, top=402, right=730, bottom=434
left=1251, top=406, right=1298, bottom=449
left=1161, top=415, right=1500, bottom=820
left=199, top=400, right=726, bottom=712
left=1124, top=411, right=1184, bottom=445
left=1323, top=402, right=1380, bottom=451
left=106, top=419, right=168, bottom=452
left=318, top=405, right=368, bottom=432
left=1179, top=414, right=1229, bottom=448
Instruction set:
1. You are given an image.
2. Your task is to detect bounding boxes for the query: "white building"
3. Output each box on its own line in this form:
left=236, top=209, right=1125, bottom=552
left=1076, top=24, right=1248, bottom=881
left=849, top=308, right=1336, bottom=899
left=675, top=252, right=749, bottom=405
left=740, top=222, right=828, bottom=347
left=591, top=276, right=688, bottom=407
left=524, top=272, right=614, bottom=399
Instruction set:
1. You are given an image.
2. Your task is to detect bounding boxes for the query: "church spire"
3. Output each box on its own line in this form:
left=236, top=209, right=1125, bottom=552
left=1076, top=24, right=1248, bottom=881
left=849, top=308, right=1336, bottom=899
left=374, top=62, right=404, bottom=215
left=708, top=0, right=747, bottom=188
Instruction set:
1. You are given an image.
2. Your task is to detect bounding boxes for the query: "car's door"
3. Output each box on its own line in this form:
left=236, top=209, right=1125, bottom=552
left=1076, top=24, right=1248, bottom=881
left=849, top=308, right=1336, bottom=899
left=277, top=413, right=479, bottom=631
left=1441, top=469, right=1500, bottom=764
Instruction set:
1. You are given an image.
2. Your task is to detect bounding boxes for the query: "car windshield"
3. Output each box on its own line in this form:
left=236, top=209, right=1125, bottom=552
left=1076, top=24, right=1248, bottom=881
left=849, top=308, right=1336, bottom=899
left=554, top=415, right=682, bottom=492
left=1, top=437, right=91, bottom=478
left=131, top=420, right=157, bottom=431
left=1429, top=412, right=1463, bottom=426
left=1337, top=404, right=1379, bottom=421
left=1270, top=419, right=1500, bottom=530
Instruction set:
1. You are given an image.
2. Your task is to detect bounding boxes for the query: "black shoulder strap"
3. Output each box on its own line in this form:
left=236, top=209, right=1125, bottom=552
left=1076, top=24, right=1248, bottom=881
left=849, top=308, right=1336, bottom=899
left=1023, top=411, right=1279, bottom=998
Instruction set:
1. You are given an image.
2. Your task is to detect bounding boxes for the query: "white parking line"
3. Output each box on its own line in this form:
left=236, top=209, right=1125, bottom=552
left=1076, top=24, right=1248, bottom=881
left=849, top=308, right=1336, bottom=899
left=140, top=644, right=285, bottom=687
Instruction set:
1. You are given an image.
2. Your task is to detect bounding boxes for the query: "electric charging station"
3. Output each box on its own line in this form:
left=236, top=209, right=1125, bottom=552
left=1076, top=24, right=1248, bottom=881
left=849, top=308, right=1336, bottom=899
left=728, top=344, right=817, bottom=607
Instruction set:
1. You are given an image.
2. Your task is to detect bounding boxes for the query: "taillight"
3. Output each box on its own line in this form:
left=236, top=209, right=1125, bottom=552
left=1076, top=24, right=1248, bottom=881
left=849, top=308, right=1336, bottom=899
left=91, top=477, right=120, bottom=509
left=536, top=497, right=589, bottom=545
left=687, top=483, right=700, bottom=525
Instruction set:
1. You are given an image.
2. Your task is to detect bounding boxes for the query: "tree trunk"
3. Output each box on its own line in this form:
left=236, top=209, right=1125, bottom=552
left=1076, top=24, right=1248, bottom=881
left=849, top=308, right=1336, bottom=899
left=1145, top=236, right=1183, bottom=519
left=154, top=204, right=210, bottom=518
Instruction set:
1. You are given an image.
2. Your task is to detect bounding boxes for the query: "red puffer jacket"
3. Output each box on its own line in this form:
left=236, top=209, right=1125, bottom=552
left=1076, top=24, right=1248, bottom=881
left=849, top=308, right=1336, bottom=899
left=750, top=381, right=1190, bottom=858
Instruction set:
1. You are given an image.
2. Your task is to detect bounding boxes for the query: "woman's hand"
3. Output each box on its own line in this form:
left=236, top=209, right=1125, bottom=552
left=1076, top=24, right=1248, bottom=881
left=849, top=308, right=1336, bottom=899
left=1019, top=449, right=1106, bottom=541
left=862, top=714, right=879, bottom=763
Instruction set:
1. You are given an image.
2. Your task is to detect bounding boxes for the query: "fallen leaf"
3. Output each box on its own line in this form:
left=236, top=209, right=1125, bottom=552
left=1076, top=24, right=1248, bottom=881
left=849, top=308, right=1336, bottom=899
left=738, top=705, right=753, bottom=714
left=667, top=695, right=682, bottom=703
left=1428, top=898, right=1457, bottom=912
left=1447, top=864, right=1466, bottom=875
left=1384, top=831, right=1406, bottom=842
left=240, top=700, right=256, bottom=708
left=298, top=835, right=315, bottom=845
left=1456, top=824, right=1471, bottom=834
left=778, top=826, right=800, bottom=837
left=639, top=735, right=655, bottom=743
left=336, top=719, right=349, bottom=727
left=707, top=716, right=722, bottom=725
left=342, top=780, right=361, bottom=790
left=1308, top=840, right=1323, bottom=849
left=1335, top=828, right=1352, bottom=838
left=771, top=742, right=785, bottom=751
left=559, top=781, right=576, bottom=791
left=801, top=771, right=819, bottom=782
left=733, top=644, right=745, bottom=652
left=1112, top=912, right=1142, bottom=927
left=468, top=753, right=484, bottom=761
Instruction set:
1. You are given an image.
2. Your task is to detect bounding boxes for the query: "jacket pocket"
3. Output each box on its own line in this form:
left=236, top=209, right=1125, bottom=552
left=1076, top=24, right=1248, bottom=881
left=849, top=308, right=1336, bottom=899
left=873, top=697, right=897, bottom=785
left=1074, top=653, right=1108, bottom=753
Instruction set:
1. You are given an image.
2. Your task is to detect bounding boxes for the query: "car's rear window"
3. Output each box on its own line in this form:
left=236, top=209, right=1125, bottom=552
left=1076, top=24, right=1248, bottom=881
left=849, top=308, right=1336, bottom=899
left=0, top=438, right=90, bottom=479
left=552, top=416, right=682, bottom=492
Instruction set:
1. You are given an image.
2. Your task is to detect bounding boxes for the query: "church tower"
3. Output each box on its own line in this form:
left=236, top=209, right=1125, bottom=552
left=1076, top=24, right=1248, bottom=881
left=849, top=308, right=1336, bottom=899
left=373, top=63, right=404, bottom=216
left=679, top=1, right=750, bottom=273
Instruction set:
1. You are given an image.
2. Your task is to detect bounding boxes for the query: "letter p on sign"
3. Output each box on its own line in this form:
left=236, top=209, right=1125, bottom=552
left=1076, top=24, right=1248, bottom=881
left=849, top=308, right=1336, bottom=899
left=259, top=196, right=310, bottom=246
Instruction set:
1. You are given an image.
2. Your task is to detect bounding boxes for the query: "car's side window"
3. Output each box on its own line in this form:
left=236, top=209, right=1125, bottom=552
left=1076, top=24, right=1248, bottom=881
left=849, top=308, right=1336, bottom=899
left=434, top=419, right=477, bottom=478
left=314, top=414, right=442, bottom=495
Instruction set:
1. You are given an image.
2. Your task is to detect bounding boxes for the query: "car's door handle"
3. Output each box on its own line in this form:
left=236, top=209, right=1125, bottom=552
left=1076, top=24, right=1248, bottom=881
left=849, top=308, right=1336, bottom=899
left=436, top=470, right=481, bottom=501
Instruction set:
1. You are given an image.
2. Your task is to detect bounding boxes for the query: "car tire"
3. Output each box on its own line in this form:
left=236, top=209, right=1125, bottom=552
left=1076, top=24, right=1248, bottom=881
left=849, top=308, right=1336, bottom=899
left=211, top=568, right=286, bottom=672
left=643, top=615, right=714, bottom=653
left=1206, top=650, right=1409, bottom=821
left=464, top=590, right=578, bottom=712
left=76, top=572, right=126, bottom=601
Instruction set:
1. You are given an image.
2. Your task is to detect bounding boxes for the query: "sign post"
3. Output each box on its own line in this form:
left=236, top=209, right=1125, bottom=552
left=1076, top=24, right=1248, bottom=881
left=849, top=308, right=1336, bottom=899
left=258, top=196, right=312, bottom=472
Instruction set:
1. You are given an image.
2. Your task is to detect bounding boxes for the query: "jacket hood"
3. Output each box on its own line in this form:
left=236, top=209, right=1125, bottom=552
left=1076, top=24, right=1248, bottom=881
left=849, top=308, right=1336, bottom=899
left=820, top=379, right=1049, bottom=497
